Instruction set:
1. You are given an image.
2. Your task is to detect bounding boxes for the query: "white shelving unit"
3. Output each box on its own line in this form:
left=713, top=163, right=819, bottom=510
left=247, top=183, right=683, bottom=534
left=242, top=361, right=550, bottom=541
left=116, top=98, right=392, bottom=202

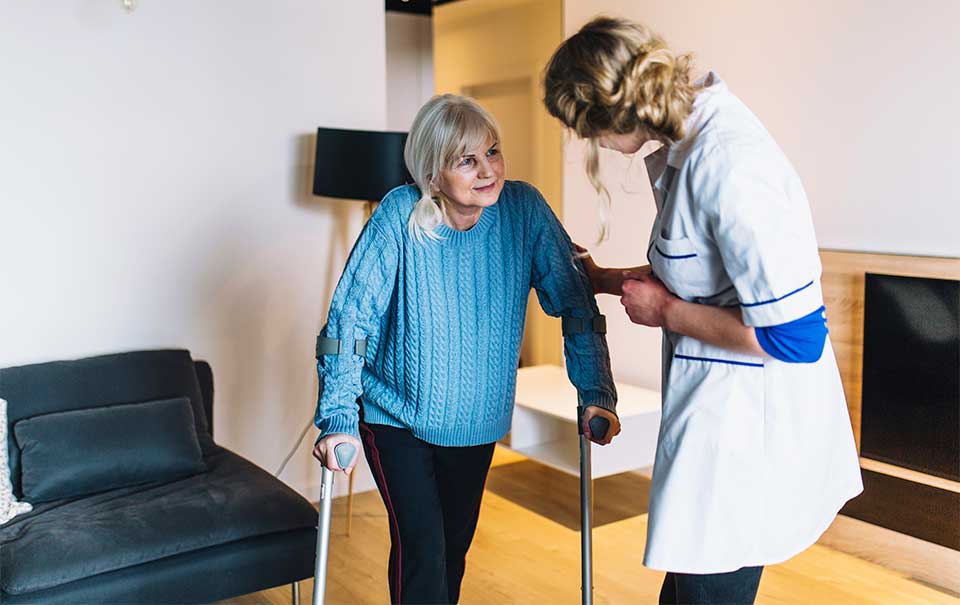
left=505, top=365, right=662, bottom=479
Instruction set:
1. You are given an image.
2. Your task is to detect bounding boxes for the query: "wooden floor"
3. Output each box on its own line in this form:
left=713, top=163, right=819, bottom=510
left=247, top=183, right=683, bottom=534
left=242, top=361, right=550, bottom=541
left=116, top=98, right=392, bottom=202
left=223, top=448, right=960, bottom=605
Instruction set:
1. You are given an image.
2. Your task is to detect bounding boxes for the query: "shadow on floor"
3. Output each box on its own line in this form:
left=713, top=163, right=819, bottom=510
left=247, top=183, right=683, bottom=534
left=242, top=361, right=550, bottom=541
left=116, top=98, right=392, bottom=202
left=485, top=460, right=651, bottom=531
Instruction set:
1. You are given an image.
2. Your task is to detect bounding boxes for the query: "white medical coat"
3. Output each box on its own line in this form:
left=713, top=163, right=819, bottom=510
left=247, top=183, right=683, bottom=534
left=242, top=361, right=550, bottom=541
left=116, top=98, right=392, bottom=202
left=641, top=72, right=863, bottom=573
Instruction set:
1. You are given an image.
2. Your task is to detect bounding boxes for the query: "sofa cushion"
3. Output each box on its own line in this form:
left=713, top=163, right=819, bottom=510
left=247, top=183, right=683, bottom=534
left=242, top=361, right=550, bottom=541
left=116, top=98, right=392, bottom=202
left=15, top=397, right=206, bottom=503
left=0, top=447, right=318, bottom=595
left=0, top=350, right=216, bottom=497
left=0, top=529, right=317, bottom=605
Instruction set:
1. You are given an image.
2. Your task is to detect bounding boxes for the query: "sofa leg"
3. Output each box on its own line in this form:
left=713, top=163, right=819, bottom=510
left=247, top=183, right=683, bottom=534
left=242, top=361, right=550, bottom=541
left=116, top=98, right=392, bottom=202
left=292, top=580, right=300, bottom=605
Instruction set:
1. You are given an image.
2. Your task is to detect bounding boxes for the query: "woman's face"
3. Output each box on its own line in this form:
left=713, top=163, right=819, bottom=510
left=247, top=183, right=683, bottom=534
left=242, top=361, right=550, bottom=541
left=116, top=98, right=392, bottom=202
left=435, top=136, right=505, bottom=213
left=597, top=127, right=657, bottom=155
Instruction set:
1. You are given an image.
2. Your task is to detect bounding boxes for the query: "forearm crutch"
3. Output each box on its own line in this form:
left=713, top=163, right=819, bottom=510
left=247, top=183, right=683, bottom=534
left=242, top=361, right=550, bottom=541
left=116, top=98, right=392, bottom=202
left=313, top=442, right=358, bottom=605
left=579, top=408, right=611, bottom=605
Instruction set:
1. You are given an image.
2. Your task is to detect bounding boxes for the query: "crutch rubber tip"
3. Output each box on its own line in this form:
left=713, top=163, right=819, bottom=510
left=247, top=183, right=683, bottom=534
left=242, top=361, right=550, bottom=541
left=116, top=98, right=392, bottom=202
left=334, top=443, right=358, bottom=469
left=588, top=416, right=611, bottom=441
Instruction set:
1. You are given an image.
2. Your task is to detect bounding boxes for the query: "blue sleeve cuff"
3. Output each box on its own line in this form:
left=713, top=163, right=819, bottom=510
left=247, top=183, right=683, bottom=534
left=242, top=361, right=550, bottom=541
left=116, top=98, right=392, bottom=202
left=755, top=306, right=828, bottom=363
left=315, top=412, right=360, bottom=442
left=579, top=391, right=618, bottom=416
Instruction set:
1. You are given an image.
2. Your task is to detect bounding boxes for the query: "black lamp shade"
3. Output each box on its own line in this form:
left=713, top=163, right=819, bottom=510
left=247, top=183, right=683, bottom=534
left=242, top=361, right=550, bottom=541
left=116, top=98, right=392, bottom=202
left=312, top=127, right=412, bottom=201
left=386, top=0, right=432, bottom=14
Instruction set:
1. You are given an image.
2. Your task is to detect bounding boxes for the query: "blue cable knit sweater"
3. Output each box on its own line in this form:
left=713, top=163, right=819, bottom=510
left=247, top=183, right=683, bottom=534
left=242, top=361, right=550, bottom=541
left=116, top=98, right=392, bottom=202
left=315, top=181, right=616, bottom=446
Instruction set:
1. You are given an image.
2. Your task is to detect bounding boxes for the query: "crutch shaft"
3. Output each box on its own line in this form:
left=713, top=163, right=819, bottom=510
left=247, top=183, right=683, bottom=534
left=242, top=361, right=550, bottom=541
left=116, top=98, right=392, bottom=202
left=580, top=412, right=610, bottom=605
left=580, top=434, right=594, bottom=605
left=313, top=442, right=357, bottom=605
left=313, top=467, right=335, bottom=605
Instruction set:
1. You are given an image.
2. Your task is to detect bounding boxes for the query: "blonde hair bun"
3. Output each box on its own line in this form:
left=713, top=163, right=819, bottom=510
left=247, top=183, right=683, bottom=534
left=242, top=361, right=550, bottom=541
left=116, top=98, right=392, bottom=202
left=542, top=17, right=695, bottom=242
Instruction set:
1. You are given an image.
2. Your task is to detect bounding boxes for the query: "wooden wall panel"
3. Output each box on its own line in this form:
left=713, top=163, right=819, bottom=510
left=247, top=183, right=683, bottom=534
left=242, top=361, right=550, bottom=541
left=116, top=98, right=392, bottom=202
left=819, top=249, right=960, bottom=450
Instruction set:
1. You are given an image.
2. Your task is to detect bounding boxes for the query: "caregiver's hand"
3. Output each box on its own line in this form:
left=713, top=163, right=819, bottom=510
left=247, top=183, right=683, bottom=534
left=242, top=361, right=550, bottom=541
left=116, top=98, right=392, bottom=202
left=582, top=405, right=621, bottom=445
left=620, top=273, right=678, bottom=328
left=313, top=433, right=362, bottom=477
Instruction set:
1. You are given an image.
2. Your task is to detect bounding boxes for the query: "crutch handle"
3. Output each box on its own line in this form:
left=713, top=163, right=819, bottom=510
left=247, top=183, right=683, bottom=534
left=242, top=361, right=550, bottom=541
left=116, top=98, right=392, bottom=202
left=588, top=416, right=611, bottom=442
left=333, top=442, right=358, bottom=470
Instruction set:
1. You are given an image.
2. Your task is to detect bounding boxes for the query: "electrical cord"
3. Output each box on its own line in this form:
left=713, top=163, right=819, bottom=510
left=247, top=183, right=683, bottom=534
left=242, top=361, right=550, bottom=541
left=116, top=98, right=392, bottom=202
left=274, top=413, right=315, bottom=477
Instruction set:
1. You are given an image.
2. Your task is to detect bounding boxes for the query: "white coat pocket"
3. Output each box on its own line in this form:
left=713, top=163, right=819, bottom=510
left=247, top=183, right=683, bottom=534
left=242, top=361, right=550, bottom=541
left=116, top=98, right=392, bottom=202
left=650, top=235, right=718, bottom=300
left=662, top=335, right=766, bottom=454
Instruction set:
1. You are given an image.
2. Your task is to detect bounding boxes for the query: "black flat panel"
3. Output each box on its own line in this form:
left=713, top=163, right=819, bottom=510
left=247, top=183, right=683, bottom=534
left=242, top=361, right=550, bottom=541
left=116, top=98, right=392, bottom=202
left=861, top=273, right=960, bottom=481
left=841, top=469, right=960, bottom=550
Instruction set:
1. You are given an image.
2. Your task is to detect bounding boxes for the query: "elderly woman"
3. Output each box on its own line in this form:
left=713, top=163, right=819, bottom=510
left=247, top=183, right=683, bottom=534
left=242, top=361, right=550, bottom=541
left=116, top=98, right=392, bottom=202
left=312, top=94, right=618, bottom=604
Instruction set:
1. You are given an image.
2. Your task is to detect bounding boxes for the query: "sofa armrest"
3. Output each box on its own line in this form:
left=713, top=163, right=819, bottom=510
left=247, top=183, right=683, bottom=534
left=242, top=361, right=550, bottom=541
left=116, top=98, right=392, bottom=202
left=193, top=360, right=214, bottom=439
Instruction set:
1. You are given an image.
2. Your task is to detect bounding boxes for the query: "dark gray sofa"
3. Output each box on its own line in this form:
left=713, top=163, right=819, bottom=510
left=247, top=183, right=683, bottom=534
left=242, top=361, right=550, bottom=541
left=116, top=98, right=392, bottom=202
left=0, top=349, right=318, bottom=604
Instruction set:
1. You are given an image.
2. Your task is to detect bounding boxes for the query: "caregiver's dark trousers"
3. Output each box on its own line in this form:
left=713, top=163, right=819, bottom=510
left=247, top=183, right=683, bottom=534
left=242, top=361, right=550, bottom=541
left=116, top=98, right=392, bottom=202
left=360, top=421, right=495, bottom=605
left=659, top=565, right=764, bottom=604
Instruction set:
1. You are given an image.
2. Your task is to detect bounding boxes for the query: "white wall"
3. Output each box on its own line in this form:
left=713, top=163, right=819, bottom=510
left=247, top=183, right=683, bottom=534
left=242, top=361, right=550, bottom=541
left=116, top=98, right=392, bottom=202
left=386, top=12, right=434, bottom=131
left=0, top=1, right=386, bottom=499
left=435, top=0, right=566, bottom=366
left=563, top=0, right=960, bottom=390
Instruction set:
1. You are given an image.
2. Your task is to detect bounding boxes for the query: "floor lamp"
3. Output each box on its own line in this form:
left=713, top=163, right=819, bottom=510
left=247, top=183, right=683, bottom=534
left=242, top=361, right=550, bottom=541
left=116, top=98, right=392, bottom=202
left=275, top=127, right=410, bottom=535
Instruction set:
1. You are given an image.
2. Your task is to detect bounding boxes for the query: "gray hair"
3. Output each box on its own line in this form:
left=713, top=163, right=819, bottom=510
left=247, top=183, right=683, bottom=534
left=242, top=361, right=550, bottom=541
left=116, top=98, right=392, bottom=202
left=404, top=94, right=502, bottom=242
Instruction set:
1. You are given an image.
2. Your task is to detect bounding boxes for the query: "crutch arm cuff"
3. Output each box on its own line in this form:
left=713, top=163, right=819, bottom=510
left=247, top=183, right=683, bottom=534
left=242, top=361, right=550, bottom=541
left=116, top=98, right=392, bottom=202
left=561, top=315, right=607, bottom=337
left=316, top=336, right=368, bottom=358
